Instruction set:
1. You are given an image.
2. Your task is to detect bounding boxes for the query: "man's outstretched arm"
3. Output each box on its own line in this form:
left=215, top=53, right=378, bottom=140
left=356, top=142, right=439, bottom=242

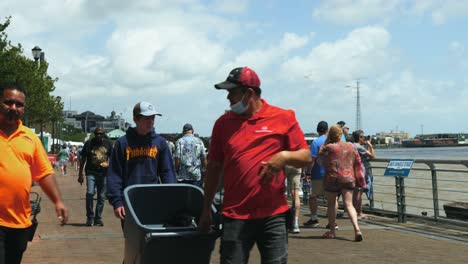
left=37, top=174, right=68, bottom=224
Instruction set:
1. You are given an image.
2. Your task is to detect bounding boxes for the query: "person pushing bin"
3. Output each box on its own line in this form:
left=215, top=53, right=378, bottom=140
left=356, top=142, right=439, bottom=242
left=106, top=101, right=176, bottom=222
left=106, top=101, right=177, bottom=263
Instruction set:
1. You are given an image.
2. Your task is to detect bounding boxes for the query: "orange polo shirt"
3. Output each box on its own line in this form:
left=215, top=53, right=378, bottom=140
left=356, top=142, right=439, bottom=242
left=208, top=99, right=308, bottom=219
left=0, top=121, right=54, bottom=228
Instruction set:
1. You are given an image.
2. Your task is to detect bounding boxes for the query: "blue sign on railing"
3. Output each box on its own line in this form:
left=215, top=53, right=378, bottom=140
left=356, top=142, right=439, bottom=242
left=384, top=159, right=415, bottom=177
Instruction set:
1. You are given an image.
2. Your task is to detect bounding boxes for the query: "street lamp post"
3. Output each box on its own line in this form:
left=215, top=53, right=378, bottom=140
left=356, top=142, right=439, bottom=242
left=32, top=46, right=45, bottom=148
left=55, top=96, right=62, bottom=153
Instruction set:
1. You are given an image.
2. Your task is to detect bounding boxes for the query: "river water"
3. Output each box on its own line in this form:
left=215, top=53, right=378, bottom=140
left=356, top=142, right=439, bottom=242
left=368, top=146, right=468, bottom=218
left=375, top=146, right=468, bottom=160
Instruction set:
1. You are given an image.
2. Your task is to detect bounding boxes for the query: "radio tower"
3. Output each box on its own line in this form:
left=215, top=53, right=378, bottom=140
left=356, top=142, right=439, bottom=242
left=346, top=79, right=363, bottom=130
left=355, top=80, right=362, bottom=130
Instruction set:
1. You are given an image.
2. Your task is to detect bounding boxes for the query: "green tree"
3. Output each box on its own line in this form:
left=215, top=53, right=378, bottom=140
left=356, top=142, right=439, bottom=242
left=0, top=16, right=63, bottom=133
left=61, top=123, right=86, bottom=143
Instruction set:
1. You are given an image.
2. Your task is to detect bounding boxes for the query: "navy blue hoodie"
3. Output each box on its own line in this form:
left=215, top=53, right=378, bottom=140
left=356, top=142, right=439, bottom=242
left=106, top=127, right=176, bottom=209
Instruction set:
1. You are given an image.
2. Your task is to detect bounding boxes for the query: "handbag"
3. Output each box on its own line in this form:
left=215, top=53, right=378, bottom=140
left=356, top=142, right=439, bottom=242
left=353, top=147, right=367, bottom=189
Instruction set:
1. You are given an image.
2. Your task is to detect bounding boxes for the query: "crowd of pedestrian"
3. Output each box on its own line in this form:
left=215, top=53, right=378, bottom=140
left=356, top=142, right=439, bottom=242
left=0, top=66, right=378, bottom=263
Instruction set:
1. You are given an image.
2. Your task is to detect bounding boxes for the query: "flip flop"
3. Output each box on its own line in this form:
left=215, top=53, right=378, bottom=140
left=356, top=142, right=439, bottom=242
left=322, top=231, right=336, bottom=239
left=358, top=214, right=370, bottom=220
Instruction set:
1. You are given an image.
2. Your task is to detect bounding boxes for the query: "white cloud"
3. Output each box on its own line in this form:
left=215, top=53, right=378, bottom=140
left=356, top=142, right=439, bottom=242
left=413, top=0, right=468, bottom=25
left=280, top=32, right=311, bottom=51
left=280, top=26, right=394, bottom=82
left=215, top=32, right=311, bottom=80
left=312, top=0, right=401, bottom=25
left=4, top=0, right=93, bottom=39
left=313, top=0, right=468, bottom=26
left=105, top=12, right=227, bottom=93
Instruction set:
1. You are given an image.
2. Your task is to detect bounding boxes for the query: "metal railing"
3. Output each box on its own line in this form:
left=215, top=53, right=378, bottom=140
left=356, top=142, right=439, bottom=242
left=368, top=158, right=468, bottom=224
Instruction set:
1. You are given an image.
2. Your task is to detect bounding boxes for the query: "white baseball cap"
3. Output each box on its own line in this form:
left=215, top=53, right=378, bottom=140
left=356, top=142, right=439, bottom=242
left=133, top=101, right=162, bottom=116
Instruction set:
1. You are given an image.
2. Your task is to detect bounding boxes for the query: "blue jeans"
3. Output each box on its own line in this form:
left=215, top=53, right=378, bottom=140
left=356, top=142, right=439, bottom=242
left=86, top=174, right=107, bottom=221
left=220, top=213, right=288, bottom=264
left=0, top=225, right=30, bottom=264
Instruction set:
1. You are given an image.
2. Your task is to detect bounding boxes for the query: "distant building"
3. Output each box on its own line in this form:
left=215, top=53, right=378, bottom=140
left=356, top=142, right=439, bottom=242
left=381, top=137, right=395, bottom=145
left=375, top=130, right=410, bottom=143
left=64, top=117, right=82, bottom=130
left=63, top=110, right=130, bottom=133
left=73, top=111, right=105, bottom=133
left=63, top=110, right=78, bottom=118
left=98, top=111, right=130, bottom=132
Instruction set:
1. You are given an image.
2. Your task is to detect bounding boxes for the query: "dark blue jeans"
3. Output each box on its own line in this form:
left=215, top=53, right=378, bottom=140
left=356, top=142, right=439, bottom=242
left=220, top=213, right=288, bottom=264
left=0, top=225, right=30, bottom=264
left=86, top=174, right=107, bottom=221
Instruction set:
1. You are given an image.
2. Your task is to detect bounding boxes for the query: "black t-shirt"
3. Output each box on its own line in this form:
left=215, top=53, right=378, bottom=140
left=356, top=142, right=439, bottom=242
left=82, top=138, right=113, bottom=176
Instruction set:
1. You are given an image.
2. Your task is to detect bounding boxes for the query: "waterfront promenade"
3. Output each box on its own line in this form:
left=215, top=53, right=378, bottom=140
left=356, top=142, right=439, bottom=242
left=23, top=169, right=468, bottom=264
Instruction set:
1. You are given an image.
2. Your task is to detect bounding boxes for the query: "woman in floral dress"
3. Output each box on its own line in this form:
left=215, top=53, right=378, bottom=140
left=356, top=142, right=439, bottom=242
left=318, top=125, right=366, bottom=241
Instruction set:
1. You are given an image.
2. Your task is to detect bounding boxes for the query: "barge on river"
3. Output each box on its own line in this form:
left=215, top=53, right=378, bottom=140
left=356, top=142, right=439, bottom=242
left=402, top=133, right=468, bottom=147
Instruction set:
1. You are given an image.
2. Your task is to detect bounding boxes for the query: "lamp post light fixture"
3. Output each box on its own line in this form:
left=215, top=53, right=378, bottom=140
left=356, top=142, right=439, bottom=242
left=32, top=46, right=42, bottom=61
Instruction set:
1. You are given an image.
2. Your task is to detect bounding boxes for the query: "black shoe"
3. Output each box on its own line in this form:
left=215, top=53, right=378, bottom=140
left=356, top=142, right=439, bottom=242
left=86, top=219, right=93, bottom=227
left=303, top=219, right=320, bottom=228
left=94, top=219, right=104, bottom=226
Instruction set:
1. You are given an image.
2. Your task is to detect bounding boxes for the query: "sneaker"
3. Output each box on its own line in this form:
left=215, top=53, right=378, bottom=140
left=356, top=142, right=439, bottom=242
left=303, top=219, right=319, bottom=228
left=325, top=223, right=339, bottom=230
left=94, top=219, right=104, bottom=226
left=290, top=224, right=300, bottom=234
left=86, top=219, right=93, bottom=227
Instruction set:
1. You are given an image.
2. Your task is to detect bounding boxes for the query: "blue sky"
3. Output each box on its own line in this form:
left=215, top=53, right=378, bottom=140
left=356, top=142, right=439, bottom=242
left=2, top=0, right=468, bottom=137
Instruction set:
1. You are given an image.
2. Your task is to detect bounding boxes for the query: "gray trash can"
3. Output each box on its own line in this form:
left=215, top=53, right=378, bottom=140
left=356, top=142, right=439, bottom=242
left=123, top=184, right=219, bottom=264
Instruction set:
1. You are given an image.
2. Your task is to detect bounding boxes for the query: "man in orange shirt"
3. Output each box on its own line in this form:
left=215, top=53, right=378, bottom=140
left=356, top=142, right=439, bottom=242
left=198, top=67, right=311, bottom=263
left=0, top=83, right=68, bottom=264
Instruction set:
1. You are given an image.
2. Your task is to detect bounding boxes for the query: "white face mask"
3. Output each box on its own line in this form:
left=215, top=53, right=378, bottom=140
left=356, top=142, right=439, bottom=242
left=230, top=94, right=248, bottom=114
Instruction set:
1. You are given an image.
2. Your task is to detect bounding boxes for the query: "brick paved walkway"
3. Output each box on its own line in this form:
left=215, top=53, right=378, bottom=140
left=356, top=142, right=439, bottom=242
left=22, top=169, right=468, bottom=264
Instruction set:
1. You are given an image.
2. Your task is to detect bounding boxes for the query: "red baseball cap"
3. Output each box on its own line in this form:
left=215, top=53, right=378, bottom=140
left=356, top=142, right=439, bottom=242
left=214, top=66, right=261, bottom=90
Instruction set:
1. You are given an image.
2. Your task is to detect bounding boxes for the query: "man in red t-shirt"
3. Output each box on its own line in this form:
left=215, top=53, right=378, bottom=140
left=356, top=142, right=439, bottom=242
left=198, top=67, right=311, bottom=263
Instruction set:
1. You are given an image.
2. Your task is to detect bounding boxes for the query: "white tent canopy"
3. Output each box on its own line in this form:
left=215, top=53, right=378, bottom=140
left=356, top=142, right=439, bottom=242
left=107, top=129, right=126, bottom=139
